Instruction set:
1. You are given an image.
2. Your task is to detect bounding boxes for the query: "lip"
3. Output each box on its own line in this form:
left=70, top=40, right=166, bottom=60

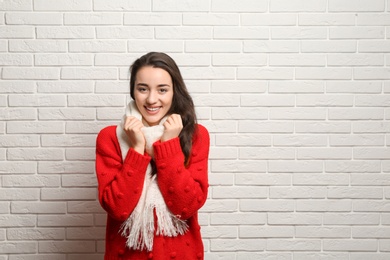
left=144, top=106, right=161, bottom=115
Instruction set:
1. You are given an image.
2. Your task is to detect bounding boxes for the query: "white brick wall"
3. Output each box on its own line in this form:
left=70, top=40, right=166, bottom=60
left=1, top=0, right=389, bottom=259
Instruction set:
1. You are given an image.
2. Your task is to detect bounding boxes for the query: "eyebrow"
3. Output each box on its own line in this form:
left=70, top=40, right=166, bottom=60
left=136, top=83, right=171, bottom=88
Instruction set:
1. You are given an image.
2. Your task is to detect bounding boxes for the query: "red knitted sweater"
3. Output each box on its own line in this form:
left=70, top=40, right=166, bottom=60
left=95, top=124, right=210, bottom=260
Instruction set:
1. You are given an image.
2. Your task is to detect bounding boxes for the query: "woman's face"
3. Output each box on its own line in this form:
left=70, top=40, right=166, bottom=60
left=133, top=66, right=174, bottom=126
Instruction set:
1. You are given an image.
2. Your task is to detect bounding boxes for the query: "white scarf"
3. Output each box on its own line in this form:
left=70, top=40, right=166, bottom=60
left=116, top=101, right=188, bottom=252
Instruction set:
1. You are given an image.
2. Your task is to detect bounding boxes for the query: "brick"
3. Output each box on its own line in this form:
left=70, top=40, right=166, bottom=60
left=359, top=41, right=390, bottom=52
left=209, top=147, right=237, bottom=159
left=213, top=54, right=267, bottom=66
left=269, top=54, right=326, bottom=66
left=129, top=40, right=183, bottom=53
left=67, top=201, right=104, bottom=214
left=65, top=13, right=121, bottom=25
left=212, top=107, right=267, bottom=120
left=6, top=13, right=62, bottom=25
left=270, top=0, right=326, bottom=12
left=211, top=80, right=267, bottom=93
left=269, top=161, right=323, bottom=173
left=244, top=40, right=300, bottom=53
left=327, top=54, right=384, bottom=66
left=0, top=108, right=36, bottom=120
left=3, top=68, right=59, bottom=80
left=0, top=162, right=36, bottom=174
left=39, top=241, right=95, bottom=253
left=61, top=68, right=117, bottom=80
left=211, top=239, right=266, bottom=251
left=186, top=40, right=241, bottom=53
left=0, top=215, right=36, bottom=227
left=212, top=0, right=266, bottom=12
left=330, top=27, right=384, bottom=39
left=41, top=188, right=96, bottom=201
left=7, top=121, right=64, bottom=134
left=39, top=108, right=95, bottom=121
left=37, top=81, right=94, bottom=93
left=239, top=122, right=294, bottom=133
left=202, top=226, right=238, bottom=238
left=69, top=40, right=126, bottom=53
left=37, top=27, right=94, bottom=39
left=273, top=135, right=327, bottom=147
left=38, top=162, right=94, bottom=174
left=7, top=228, right=65, bottom=240
left=240, top=226, right=294, bottom=238
left=201, top=200, right=238, bottom=213
left=328, top=187, right=383, bottom=199
left=0, top=81, right=35, bottom=93
left=93, top=0, right=150, bottom=11
left=326, top=81, right=382, bottom=93
left=0, top=0, right=32, bottom=11
left=242, top=14, right=296, bottom=25
left=299, top=14, right=355, bottom=25
left=38, top=214, right=93, bottom=227
left=296, top=68, right=352, bottom=80
left=269, top=81, right=325, bottom=93
left=212, top=160, right=267, bottom=173
left=11, top=202, right=66, bottom=214
left=295, top=121, right=351, bottom=133
left=0, top=26, right=33, bottom=38
left=237, top=68, right=294, bottom=79
left=8, top=94, right=66, bottom=107
left=270, top=108, right=326, bottom=120
left=324, top=212, right=380, bottom=225
left=66, top=121, right=116, bottom=134
left=97, top=108, right=124, bottom=120
left=357, top=14, right=390, bottom=25
left=329, top=108, right=384, bottom=120
left=268, top=213, right=322, bottom=225
left=353, top=227, right=390, bottom=238
left=153, top=0, right=209, bottom=11
left=355, top=95, right=390, bottom=106
left=65, top=148, right=95, bottom=161
left=329, top=0, right=385, bottom=12
left=35, top=54, right=93, bottom=66
left=271, top=27, right=327, bottom=39
left=325, top=160, right=381, bottom=173
left=351, top=174, right=390, bottom=186
left=58, top=182, right=103, bottom=203
left=94, top=53, right=146, bottom=66
left=214, top=27, right=269, bottom=39
left=267, top=239, right=321, bottom=251
left=295, top=172, right=343, bottom=186
left=323, top=239, right=377, bottom=251
left=9, top=40, right=67, bottom=52
left=96, top=27, right=153, bottom=39
left=34, top=0, right=91, bottom=11
left=156, top=27, right=212, bottom=39
left=124, top=13, right=181, bottom=25
left=66, top=227, right=105, bottom=239
left=7, top=148, right=64, bottom=161
left=184, top=13, right=238, bottom=25
left=68, top=94, right=124, bottom=107
left=0, top=54, right=32, bottom=65
left=271, top=187, right=326, bottom=199
left=213, top=186, right=268, bottom=199
left=0, top=242, right=36, bottom=254
left=297, top=200, right=352, bottom=212
left=241, top=200, right=295, bottom=212
left=3, top=175, right=60, bottom=187
left=354, top=68, right=390, bottom=79
left=331, top=135, right=385, bottom=147
left=353, top=122, right=390, bottom=133
left=301, top=40, right=356, bottom=53
left=211, top=213, right=266, bottom=225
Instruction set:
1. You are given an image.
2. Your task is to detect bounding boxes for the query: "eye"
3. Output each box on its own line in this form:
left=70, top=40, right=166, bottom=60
left=137, top=87, right=147, bottom=92
left=159, top=88, right=168, bottom=93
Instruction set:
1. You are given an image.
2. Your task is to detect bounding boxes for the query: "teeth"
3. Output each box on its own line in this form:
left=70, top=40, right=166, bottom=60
left=146, top=107, right=160, bottom=111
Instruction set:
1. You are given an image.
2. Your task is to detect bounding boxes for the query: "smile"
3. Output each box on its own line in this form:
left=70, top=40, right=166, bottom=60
left=145, top=106, right=161, bottom=112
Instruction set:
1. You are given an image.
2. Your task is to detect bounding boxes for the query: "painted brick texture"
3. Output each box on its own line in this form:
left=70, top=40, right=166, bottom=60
left=1, top=0, right=390, bottom=259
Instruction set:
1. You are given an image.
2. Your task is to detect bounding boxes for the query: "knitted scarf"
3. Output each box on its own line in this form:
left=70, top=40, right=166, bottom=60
left=116, top=101, right=188, bottom=252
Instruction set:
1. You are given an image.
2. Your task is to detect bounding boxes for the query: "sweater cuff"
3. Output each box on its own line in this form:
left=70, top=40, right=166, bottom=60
left=123, top=148, right=151, bottom=172
left=153, top=137, right=183, bottom=160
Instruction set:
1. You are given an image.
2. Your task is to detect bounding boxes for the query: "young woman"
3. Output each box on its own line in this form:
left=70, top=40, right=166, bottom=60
left=95, top=52, right=210, bottom=260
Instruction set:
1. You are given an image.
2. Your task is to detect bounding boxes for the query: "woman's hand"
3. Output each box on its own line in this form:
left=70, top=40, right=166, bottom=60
left=123, top=116, right=145, bottom=154
left=161, top=114, right=183, bottom=142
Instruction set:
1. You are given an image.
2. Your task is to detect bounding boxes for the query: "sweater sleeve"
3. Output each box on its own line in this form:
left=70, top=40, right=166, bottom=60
left=153, top=124, right=210, bottom=220
left=95, top=126, right=151, bottom=221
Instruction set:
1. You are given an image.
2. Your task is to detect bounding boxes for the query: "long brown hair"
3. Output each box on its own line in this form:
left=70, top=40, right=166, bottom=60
left=130, top=52, right=197, bottom=166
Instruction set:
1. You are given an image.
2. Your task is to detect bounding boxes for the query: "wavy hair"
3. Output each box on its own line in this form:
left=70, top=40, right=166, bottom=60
left=129, top=52, right=197, bottom=166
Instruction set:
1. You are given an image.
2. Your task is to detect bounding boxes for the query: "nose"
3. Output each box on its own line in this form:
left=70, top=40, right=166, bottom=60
left=146, top=90, right=157, bottom=104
